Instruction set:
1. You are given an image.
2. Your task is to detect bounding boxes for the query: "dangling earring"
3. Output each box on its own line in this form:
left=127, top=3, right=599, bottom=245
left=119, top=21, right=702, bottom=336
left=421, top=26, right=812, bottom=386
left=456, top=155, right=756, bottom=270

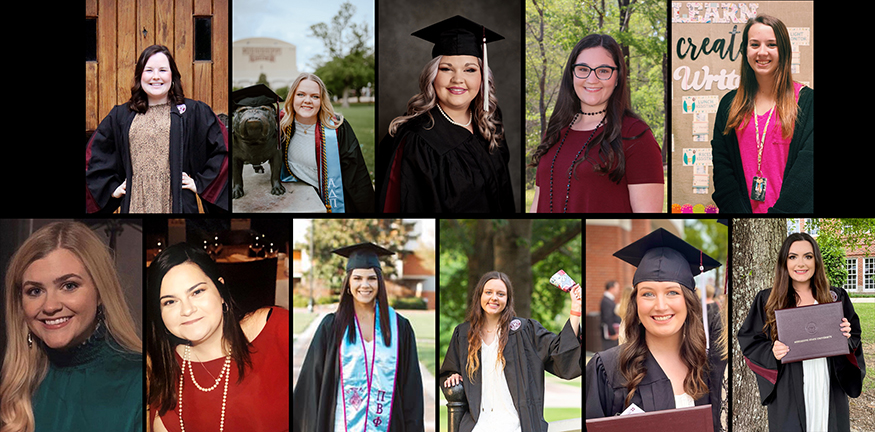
left=27, top=332, right=33, bottom=349
left=222, top=302, right=229, bottom=314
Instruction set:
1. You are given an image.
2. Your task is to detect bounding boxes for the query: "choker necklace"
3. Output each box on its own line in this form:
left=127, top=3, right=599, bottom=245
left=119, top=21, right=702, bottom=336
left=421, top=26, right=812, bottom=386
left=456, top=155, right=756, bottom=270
left=179, top=345, right=232, bottom=432
left=580, top=108, right=606, bottom=116
left=436, top=103, right=472, bottom=127
left=548, top=113, right=604, bottom=212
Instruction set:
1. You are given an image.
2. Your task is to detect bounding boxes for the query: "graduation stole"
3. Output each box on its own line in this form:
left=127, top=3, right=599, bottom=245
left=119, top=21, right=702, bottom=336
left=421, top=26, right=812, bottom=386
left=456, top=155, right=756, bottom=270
left=281, top=119, right=346, bottom=213
left=338, top=305, right=398, bottom=432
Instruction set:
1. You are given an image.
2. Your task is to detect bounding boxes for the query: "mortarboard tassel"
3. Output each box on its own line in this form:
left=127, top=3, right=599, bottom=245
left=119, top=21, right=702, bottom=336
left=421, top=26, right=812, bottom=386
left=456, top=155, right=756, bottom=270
left=482, top=26, right=489, bottom=112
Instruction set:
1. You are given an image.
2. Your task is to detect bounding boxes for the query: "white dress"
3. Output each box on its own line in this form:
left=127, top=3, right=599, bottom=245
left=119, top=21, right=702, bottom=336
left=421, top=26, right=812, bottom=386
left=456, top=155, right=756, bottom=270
left=674, top=392, right=695, bottom=408
left=471, top=333, right=522, bottom=432
left=802, top=300, right=829, bottom=432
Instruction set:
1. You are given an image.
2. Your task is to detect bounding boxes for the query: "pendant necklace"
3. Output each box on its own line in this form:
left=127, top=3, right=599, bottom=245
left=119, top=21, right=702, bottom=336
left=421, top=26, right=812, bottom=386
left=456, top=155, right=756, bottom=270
left=750, top=103, right=775, bottom=202
left=548, top=113, right=603, bottom=213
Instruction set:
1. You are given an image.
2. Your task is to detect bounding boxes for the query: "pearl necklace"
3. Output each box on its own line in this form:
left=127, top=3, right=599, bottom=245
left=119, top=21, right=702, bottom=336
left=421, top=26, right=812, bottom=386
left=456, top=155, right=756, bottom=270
left=178, top=345, right=232, bottom=432
left=436, top=103, right=472, bottom=127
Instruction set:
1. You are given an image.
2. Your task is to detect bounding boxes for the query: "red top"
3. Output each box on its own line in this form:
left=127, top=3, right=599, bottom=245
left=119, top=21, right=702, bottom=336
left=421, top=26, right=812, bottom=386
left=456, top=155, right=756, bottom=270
left=535, top=115, right=663, bottom=213
left=156, top=307, right=290, bottom=432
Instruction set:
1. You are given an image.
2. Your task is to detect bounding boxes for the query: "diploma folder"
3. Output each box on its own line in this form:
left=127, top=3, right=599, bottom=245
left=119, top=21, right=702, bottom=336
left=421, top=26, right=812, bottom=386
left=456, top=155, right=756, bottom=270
left=586, top=405, right=713, bottom=432
left=774, top=301, right=849, bottom=364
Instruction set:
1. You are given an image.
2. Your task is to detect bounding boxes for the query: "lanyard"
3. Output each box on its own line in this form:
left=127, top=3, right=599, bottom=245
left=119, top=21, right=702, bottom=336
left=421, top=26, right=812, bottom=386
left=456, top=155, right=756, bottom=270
left=752, top=103, right=775, bottom=176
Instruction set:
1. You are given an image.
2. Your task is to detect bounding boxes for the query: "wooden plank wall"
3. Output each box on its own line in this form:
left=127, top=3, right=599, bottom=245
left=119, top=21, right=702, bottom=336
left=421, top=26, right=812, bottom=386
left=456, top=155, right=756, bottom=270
left=86, top=0, right=228, bottom=133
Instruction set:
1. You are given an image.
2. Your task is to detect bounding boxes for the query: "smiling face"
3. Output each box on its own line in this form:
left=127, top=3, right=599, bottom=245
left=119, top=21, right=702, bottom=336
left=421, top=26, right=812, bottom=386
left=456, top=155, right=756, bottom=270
left=21, top=248, right=100, bottom=350
left=636, top=281, right=688, bottom=340
left=292, top=79, right=322, bottom=125
left=140, top=52, right=173, bottom=105
left=434, top=55, right=482, bottom=114
left=787, top=240, right=816, bottom=286
left=746, top=23, right=779, bottom=79
left=349, top=268, right=379, bottom=306
left=159, top=262, right=225, bottom=345
left=479, top=278, right=508, bottom=317
left=573, top=47, right=617, bottom=112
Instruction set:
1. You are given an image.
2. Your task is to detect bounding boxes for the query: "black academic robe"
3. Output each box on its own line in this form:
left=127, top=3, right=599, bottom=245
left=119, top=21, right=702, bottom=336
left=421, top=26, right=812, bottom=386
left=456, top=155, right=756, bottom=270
left=85, top=99, right=229, bottom=213
left=737, top=287, right=865, bottom=432
left=280, top=117, right=375, bottom=213
left=439, top=318, right=582, bottom=432
left=292, top=312, right=423, bottom=432
left=376, top=106, right=515, bottom=213
left=585, top=342, right=725, bottom=432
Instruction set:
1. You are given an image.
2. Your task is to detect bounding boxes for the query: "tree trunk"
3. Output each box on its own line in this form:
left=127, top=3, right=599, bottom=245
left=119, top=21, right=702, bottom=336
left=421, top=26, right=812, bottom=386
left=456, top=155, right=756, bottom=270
left=731, top=218, right=786, bottom=432
left=493, top=220, right=533, bottom=319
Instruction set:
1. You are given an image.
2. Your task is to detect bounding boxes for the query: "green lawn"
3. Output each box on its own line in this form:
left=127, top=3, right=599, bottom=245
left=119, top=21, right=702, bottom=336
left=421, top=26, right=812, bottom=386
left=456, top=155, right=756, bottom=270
left=853, top=302, right=874, bottom=392
left=336, top=104, right=375, bottom=185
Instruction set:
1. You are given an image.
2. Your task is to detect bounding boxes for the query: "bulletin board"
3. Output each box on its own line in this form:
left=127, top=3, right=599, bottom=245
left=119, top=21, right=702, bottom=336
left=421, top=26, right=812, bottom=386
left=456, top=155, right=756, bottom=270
left=670, top=1, right=813, bottom=213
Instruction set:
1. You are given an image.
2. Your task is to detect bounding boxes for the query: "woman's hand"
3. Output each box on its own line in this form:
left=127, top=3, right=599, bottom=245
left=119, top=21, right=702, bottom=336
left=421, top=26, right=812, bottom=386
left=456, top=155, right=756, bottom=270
left=841, top=318, right=851, bottom=339
left=773, top=340, right=789, bottom=361
left=570, top=285, right=582, bottom=313
left=182, top=172, right=198, bottom=194
left=112, top=179, right=127, bottom=198
left=444, top=373, right=462, bottom=388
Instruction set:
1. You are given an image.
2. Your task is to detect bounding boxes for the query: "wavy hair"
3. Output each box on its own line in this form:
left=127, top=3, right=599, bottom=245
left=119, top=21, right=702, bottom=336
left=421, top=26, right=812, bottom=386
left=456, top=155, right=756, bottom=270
left=388, top=56, right=504, bottom=152
left=464, top=271, right=516, bottom=383
left=529, top=34, right=647, bottom=184
left=146, top=243, right=252, bottom=417
left=127, top=45, right=186, bottom=114
left=280, top=73, right=343, bottom=141
left=1, top=221, right=141, bottom=432
left=723, top=14, right=798, bottom=139
left=618, top=284, right=709, bottom=408
left=763, top=233, right=833, bottom=341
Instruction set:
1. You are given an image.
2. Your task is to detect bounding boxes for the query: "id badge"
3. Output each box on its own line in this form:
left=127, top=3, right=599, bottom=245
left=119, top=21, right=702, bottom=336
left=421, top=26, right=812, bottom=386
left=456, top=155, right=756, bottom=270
left=750, top=176, right=767, bottom=202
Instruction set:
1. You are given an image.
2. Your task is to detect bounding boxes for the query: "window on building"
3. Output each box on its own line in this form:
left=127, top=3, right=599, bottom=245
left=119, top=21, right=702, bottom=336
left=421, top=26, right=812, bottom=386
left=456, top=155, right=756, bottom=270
left=864, top=257, right=875, bottom=291
left=194, top=17, right=212, bottom=61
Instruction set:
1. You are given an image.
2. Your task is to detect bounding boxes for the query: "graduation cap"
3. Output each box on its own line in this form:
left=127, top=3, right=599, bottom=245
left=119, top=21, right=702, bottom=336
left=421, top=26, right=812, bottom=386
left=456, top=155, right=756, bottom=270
left=231, top=84, right=284, bottom=109
left=332, top=242, right=395, bottom=271
left=411, top=15, right=503, bottom=112
left=613, top=227, right=721, bottom=291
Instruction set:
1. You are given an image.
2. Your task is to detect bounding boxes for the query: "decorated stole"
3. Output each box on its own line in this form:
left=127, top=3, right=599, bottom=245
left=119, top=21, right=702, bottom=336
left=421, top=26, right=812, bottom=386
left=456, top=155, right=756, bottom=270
left=281, top=119, right=346, bottom=212
left=337, top=306, right=398, bottom=432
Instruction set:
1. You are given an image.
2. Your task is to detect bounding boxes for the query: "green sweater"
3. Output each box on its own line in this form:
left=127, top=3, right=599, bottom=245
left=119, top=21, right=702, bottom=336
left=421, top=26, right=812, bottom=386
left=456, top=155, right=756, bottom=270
left=33, top=325, right=142, bottom=432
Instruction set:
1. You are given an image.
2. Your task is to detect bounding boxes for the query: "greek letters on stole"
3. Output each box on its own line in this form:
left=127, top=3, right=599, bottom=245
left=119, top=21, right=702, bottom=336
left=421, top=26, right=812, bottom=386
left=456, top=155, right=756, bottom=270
left=281, top=120, right=346, bottom=212
left=337, top=306, right=398, bottom=432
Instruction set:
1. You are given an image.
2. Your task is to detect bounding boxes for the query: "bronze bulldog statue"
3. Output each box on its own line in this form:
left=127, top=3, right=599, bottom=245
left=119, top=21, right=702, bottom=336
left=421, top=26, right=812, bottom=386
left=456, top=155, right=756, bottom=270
left=230, top=84, right=286, bottom=199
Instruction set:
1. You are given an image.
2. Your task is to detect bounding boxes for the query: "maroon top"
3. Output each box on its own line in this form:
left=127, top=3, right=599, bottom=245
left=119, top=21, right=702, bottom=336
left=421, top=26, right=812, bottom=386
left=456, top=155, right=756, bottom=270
left=536, top=115, right=663, bottom=213
left=156, top=307, right=290, bottom=432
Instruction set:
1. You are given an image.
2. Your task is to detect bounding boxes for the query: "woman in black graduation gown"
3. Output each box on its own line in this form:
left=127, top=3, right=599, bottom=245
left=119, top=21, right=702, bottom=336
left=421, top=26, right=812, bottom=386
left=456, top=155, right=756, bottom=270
left=737, top=232, right=864, bottom=432
left=292, top=243, right=423, bottom=432
left=86, top=44, right=229, bottom=213
left=440, top=271, right=581, bottom=432
left=585, top=228, right=725, bottom=432
left=376, top=15, right=515, bottom=213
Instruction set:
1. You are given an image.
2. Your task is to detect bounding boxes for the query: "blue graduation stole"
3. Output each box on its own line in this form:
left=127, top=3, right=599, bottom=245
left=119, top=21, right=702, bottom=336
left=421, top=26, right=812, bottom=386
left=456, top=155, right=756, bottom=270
left=337, top=305, right=398, bottom=432
left=281, top=119, right=346, bottom=213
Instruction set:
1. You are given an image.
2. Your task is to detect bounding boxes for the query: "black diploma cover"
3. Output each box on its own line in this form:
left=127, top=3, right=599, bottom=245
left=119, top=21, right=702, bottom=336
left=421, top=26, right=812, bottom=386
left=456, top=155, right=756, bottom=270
left=774, top=301, right=849, bottom=364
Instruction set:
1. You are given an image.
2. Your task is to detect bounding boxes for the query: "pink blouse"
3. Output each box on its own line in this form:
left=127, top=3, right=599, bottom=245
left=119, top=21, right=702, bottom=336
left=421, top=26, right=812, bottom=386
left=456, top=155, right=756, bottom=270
left=736, top=82, right=804, bottom=213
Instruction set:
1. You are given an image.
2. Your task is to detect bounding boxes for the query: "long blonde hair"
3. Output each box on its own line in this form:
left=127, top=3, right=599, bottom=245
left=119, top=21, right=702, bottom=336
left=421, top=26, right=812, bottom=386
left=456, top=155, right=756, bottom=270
left=388, top=56, right=503, bottom=152
left=280, top=73, right=343, bottom=139
left=0, top=222, right=141, bottom=432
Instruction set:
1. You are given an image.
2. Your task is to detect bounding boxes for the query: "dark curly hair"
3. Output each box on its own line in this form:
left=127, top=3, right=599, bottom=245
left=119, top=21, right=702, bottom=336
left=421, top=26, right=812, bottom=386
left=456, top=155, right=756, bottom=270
left=128, top=44, right=186, bottom=114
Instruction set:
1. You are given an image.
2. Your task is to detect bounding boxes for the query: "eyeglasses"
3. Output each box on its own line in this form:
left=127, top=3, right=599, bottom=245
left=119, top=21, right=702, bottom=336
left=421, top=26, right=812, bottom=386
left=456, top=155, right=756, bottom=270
left=573, top=64, right=618, bottom=80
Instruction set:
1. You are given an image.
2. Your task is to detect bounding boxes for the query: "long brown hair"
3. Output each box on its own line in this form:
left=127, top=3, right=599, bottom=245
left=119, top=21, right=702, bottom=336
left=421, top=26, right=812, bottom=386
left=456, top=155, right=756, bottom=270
left=464, top=271, right=516, bottom=383
left=333, top=267, right=392, bottom=347
left=146, top=243, right=252, bottom=416
left=529, top=34, right=647, bottom=184
left=723, top=14, right=798, bottom=139
left=128, top=45, right=186, bottom=114
left=763, top=233, right=833, bottom=341
left=618, top=284, right=709, bottom=407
